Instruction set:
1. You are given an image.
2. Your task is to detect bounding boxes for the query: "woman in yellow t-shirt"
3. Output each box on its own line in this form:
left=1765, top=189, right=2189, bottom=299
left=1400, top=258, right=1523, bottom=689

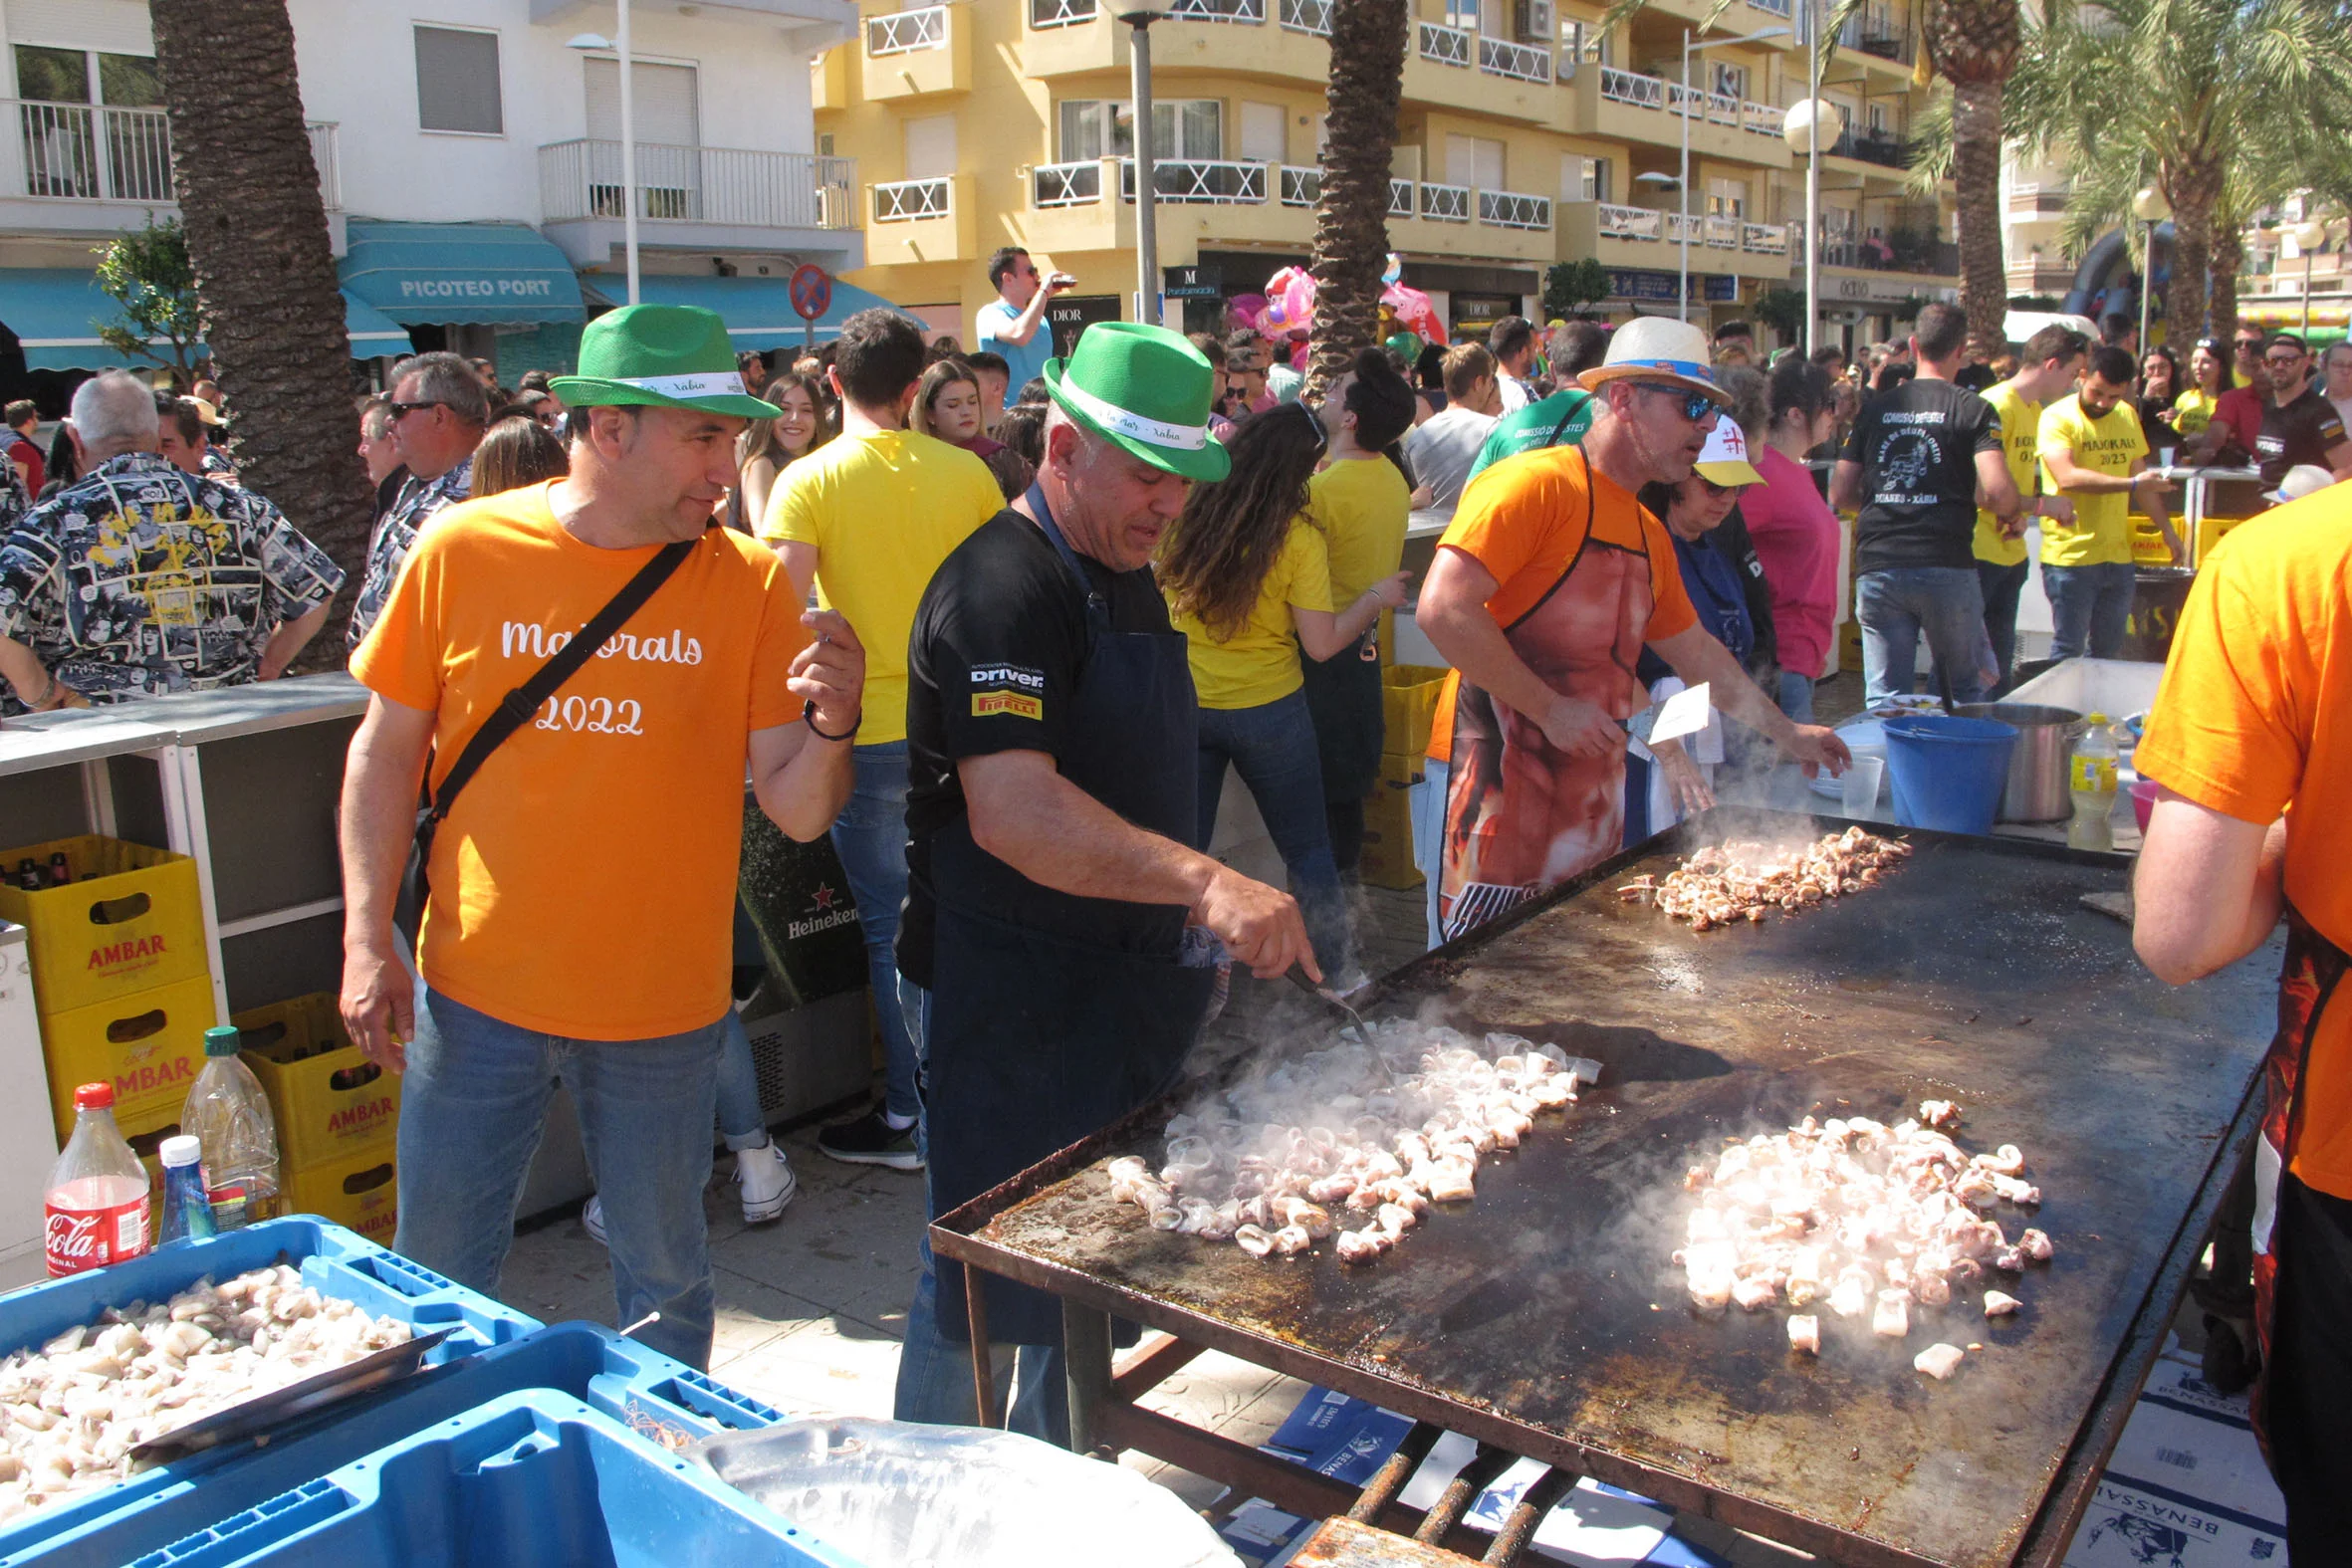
left=1161, top=402, right=1408, bottom=990
left=2168, top=338, right=2229, bottom=438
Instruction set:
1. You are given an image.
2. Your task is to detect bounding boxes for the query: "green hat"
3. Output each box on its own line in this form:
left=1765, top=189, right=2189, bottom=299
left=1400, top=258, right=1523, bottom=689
left=1042, top=322, right=1230, bottom=483
left=549, top=303, right=780, bottom=420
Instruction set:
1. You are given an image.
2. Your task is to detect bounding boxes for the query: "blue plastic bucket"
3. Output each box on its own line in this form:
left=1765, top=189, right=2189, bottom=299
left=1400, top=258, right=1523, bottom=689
left=1881, top=715, right=2018, bottom=835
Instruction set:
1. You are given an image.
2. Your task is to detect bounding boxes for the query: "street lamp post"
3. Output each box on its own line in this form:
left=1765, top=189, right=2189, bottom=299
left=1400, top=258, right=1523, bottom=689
left=2131, top=185, right=2170, bottom=352
left=2291, top=220, right=2329, bottom=336
left=1118, top=10, right=1165, bottom=328
left=1680, top=25, right=1789, bottom=323
left=569, top=2, right=640, bottom=306
left=1780, top=24, right=1842, bottom=358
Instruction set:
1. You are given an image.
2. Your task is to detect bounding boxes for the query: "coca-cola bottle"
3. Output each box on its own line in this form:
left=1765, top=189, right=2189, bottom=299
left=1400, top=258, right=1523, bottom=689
left=46, top=1082, right=152, bottom=1278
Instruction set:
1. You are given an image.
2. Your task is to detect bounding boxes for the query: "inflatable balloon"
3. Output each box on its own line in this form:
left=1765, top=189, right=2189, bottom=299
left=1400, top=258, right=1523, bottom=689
left=1379, top=282, right=1448, bottom=347
left=1225, top=294, right=1268, bottom=333
left=1385, top=331, right=1423, bottom=363
left=1382, top=252, right=1404, bottom=288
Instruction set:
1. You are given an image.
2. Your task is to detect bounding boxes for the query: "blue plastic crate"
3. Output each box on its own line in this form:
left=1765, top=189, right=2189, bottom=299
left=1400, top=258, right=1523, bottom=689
left=3, top=1320, right=797, bottom=1568
left=0, top=1217, right=539, bottom=1564
left=124, top=1390, right=860, bottom=1568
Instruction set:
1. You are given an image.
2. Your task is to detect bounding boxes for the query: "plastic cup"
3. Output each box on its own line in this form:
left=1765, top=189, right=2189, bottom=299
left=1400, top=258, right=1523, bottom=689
left=1840, top=754, right=1886, bottom=817
left=2159, top=446, right=2178, bottom=470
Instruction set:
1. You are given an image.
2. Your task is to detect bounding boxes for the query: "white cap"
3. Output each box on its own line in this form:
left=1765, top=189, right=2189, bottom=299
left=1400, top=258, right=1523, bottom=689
left=159, top=1134, right=202, bottom=1167
left=2265, top=464, right=2336, bottom=506
left=1695, top=418, right=1764, bottom=486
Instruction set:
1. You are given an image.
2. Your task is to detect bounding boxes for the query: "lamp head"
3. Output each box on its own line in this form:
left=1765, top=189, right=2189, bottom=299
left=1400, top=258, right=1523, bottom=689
left=567, top=32, right=612, bottom=50
left=2130, top=186, right=2171, bottom=223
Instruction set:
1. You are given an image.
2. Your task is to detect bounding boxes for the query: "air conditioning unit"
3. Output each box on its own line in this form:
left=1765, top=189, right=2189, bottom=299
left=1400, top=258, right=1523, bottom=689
left=1515, top=0, right=1553, bottom=44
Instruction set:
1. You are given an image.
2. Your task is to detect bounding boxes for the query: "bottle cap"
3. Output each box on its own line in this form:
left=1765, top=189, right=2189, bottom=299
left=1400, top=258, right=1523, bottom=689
left=2087, top=712, right=2108, bottom=723
left=203, top=1025, right=243, bottom=1058
left=159, top=1134, right=202, bottom=1167
left=72, top=1082, right=115, bottom=1111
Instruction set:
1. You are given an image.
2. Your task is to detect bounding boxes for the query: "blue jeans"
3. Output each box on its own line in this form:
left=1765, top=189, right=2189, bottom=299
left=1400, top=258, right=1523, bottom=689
left=887, top=974, right=1071, bottom=1446
left=715, top=1008, right=767, bottom=1151
left=393, top=982, right=721, bottom=1370
left=1977, top=559, right=2031, bottom=687
left=828, top=742, right=919, bottom=1122
left=1195, top=690, right=1356, bottom=980
left=2042, top=560, right=2136, bottom=661
left=1774, top=668, right=1815, bottom=724
left=1855, top=567, right=1998, bottom=708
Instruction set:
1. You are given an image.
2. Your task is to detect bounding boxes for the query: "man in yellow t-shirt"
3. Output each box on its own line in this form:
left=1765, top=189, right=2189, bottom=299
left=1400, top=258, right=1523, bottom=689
left=1974, top=324, right=2086, bottom=685
left=2037, top=344, right=2180, bottom=660
left=1301, top=347, right=1417, bottom=880
left=762, top=309, right=1003, bottom=1172
left=339, top=305, right=865, bottom=1370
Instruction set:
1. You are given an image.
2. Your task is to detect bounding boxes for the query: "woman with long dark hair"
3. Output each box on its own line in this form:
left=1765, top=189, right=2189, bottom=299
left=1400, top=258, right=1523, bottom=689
left=910, top=358, right=1033, bottom=501
left=2138, top=345, right=2181, bottom=431
left=1160, top=401, right=1407, bottom=991
left=733, top=372, right=825, bottom=532
left=2170, top=338, right=2229, bottom=439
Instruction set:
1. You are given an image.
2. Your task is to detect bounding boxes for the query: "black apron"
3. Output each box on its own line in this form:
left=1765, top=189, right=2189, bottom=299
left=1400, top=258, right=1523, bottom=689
left=1300, top=637, right=1384, bottom=805
left=924, top=488, right=1215, bottom=1345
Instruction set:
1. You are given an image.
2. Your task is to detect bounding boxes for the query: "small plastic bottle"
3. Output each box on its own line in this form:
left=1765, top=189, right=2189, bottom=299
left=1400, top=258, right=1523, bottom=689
left=157, top=1135, right=216, bottom=1244
left=180, top=1025, right=282, bottom=1230
left=2068, top=714, right=2120, bottom=852
left=45, top=1083, right=151, bottom=1277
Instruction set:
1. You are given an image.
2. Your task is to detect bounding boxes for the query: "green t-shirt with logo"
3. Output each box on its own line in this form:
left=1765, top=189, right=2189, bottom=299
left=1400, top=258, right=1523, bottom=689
left=1466, top=388, right=1597, bottom=482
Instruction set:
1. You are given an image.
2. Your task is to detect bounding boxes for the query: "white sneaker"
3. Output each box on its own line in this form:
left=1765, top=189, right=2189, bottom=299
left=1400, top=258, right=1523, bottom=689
left=583, top=1193, right=606, bottom=1246
left=735, top=1141, right=798, bottom=1224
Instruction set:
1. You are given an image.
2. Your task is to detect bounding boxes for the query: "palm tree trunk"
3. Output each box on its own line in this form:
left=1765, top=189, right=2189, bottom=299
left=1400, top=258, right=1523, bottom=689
left=2163, top=161, right=2223, bottom=344
left=1948, top=77, right=2007, bottom=358
left=2207, top=223, right=2243, bottom=352
left=1305, top=0, right=1407, bottom=398
left=149, top=0, right=374, bottom=659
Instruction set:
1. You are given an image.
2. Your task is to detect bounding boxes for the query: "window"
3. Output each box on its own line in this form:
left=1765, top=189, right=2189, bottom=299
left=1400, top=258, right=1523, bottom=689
left=1057, top=99, right=1222, bottom=161
left=1707, top=177, right=1746, bottom=219
left=15, top=46, right=160, bottom=106
left=902, top=114, right=957, bottom=179
left=1443, top=0, right=1477, bottom=27
left=415, top=25, right=502, bottom=135
left=1444, top=133, right=1504, bottom=190
left=1239, top=101, right=1285, bottom=163
left=1562, top=153, right=1609, bottom=204
left=1710, top=62, right=1746, bottom=100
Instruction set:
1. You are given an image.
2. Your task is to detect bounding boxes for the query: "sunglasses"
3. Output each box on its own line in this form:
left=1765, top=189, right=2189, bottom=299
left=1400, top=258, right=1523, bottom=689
left=388, top=400, right=447, bottom=420
left=1633, top=382, right=1721, bottom=423
left=2266, top=354, right=2305, bottom=368
left=1294, top=399, right=1328, bottom=454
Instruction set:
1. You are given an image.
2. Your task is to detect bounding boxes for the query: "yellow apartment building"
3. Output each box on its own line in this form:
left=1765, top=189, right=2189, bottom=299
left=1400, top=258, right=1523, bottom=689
left=814, top=0, right=1956, bottom=354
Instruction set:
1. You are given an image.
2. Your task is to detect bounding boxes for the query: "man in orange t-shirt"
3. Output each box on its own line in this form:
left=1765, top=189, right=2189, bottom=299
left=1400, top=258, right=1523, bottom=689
left=338, top=306, right=864, bottom=1371
left=1416, top=319, right=1848, bottom=946
left=2134, top=489, right=2352, bottom=1552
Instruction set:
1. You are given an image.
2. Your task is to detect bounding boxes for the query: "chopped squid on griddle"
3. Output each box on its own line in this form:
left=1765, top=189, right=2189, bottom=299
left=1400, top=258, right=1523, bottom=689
left=1106, top=1018, right=1600, bottom=1264
left=1672, top=1103, right=2053, bottom=1376
left=1619, top=826, right=1912, bottom=931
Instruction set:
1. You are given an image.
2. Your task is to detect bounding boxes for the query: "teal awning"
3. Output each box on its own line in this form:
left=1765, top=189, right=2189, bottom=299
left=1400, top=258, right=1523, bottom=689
left=628, top=273, right=916, bottom=349
left=341, top=220, right=586, bottom=327
left=0, top=268, right=413, bottom=367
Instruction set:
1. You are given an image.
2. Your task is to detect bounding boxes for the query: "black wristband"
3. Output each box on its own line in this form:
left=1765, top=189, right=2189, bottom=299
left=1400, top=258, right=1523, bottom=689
left=804, top=699, right=860, bottom=742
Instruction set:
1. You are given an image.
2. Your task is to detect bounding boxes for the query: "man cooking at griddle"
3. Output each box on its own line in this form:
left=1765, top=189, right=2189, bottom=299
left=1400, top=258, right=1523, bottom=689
left=2133, top=487, right=2352, bottom=1558
left=888, top=324, right=1316, bottom=1444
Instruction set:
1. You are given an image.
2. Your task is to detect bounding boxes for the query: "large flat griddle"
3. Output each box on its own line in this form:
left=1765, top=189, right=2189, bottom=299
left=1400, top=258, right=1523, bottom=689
left=931, top=808, right=2277, bottom=1567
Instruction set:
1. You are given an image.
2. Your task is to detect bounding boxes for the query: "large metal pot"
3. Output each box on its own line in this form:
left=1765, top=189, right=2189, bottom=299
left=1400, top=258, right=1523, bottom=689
left=1956, top=702, right=2087, bottom=821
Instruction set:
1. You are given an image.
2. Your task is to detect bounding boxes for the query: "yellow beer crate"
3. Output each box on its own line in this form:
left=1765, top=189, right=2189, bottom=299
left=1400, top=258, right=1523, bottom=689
left=40, top=973, right=219, bottom=1143
left=284, top=1144, right=397, bottom=1247
left=0, top=836, right=206, bottom=1016
left=232, top=994, right=400, bottom=1172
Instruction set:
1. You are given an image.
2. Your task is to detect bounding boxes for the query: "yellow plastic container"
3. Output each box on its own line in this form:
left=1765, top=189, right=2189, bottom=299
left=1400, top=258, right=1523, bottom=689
left=233, top=994, right=400, bottom=1172
left=284, top=1143, right=397, bottom=1246
left=1360, top=751, right=1426, bottom=891
left=39, top=973, right=219, bottom=1142
left=1380, top=664, right=1450, bottom=758
left=0, top=835, right=206, bottom=1015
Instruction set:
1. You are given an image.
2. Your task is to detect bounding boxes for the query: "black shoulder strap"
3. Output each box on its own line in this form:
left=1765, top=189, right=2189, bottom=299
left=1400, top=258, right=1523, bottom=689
left=423, top=532, right=699, bottom=825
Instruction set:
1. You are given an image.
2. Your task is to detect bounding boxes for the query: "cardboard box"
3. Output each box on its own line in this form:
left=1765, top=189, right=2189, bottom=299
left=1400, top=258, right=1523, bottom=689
left=233, top=994, right=399, bottom=1171
left=1360, top=752, right=1424, bottom=891
left=39, top=973, right=218, bottom=1142
left=284, top=1143, right=396, bottom=1247
left=1380, top=664, right=1450, bottom=759
left=0, top=836, right=206, bottom=1016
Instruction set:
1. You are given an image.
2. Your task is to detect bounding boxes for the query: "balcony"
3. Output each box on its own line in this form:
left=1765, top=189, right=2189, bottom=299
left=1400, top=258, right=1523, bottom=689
left=865, top=170, right=974, bottom=264
left=1020, top=0, right=1334, bottom=82
left=1166, top=0, right=1265, bottom=17
left=1478, top=36, right=1551, bottom=84
left=1558, top=202, right=1793, bottom=280
left=1479, top=189, right=1552, bottom=230
left=1837, top=17, right=1916, bottom=67
left=1418, top=21, right=1473, bottom=68
left=1828, top=130, right=1913, bottom=171
left=539, top=140, right=860, bottom=266
left=1579, top=73, right=1787, bottom=165
left=0, top=102, right=344, bottom=244
left=1818, top=233, right=1959, bottom=276
left=1279, top=0, right=1332, bottom=34
left=860, top=4, right=969, bottom=100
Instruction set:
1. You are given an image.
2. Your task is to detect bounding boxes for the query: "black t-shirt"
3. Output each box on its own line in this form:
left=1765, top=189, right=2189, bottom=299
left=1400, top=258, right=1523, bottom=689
left=1840, top=378, right=2003, bottom=574
left=896, top=508, right=1175, bottom=988
left=2254, top=383, right=2348, bottom=486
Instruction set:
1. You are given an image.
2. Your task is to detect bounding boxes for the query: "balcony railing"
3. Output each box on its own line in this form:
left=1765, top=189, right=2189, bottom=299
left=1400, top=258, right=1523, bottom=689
left=1596, top=202, right=1665, bottom=240
left=539, top=140, right=855, bottom=229
left=1279, top=163, right=1320, bottom=206
left=1830, top=130, right=1911, bottom=169
left=4, top=102, right=342, bottom=212
left=1479, top=189, right=1552, bottom=230
left=1479, top=36, right=1551, bottom=83
left=1390, top=177, right=1415, bottom=217
left=1747, top=0, right=1792, bottom=15
left=1418, top=181, right=1471, bottom=222
left=871, top=175, right=950, bottom=221
left=1743, top=221, right=1787, bottom=254
left=1033, top=159, right=1101, bottom=206
left=1705, top=213, right=1741, bottom=247
left=1031, top=0, right=1097, bottom=23
left=1279, top=0, right=1333, bottom=35
left=1119, top=158, right=1267, bottom=203
left=1819, top=233, right=1959, bottom=274
left=866, top=5, right=947, bottom=56
left=1837, top=18, right=1914, bottom=62
left=1744, top=100, right=1783, bottom=136
left=1599, top=67, right=1666, bottom=109
left=1418, top=21, right=1472, bottom=68
left=1167, top=0, right=1264, bottom=17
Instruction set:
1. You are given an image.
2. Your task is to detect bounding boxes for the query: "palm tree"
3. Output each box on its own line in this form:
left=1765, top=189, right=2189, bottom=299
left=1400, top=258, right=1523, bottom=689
left=1918, top=0, right=2019, bottom=357
left=149, top=0, right=374, bottom=652
left=1304, top=0, right=1407, bottom=396
left=2001, top=0, right=2352, bottom=342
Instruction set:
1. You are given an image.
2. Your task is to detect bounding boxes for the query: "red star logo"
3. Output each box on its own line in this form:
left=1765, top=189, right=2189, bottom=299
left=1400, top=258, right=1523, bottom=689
left=812, top=884, right=836, bottom=910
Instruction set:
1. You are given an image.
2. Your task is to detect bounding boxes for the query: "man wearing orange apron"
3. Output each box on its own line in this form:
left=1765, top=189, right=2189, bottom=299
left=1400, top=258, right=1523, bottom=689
left=1418, top=319, right=1849, bottom=943
left=2134, top=486, right=2352, bottom=1556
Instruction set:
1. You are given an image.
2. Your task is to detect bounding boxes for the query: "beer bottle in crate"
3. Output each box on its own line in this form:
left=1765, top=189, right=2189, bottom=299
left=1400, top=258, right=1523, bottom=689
left=45, top=1083, right=151, bottom=1277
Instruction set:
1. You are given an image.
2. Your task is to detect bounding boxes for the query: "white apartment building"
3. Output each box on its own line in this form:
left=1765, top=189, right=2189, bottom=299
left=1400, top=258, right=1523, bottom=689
left=0, top=0, right=864, bottom=395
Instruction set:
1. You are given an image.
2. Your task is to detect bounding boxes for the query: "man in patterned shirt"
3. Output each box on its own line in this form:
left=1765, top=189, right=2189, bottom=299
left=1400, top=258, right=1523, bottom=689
left=346, top=350, right=485, bottom=649
left=0, top=370, right=343, bottom=712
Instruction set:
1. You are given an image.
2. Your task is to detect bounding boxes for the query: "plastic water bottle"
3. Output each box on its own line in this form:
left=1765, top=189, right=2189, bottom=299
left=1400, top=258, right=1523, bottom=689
left=157, top=1135, right=216, bottom=1244
left=44, top=1083, right=151, bottom=1277
left=2068, top=715, right=2119, bottom=852
left=180, top=1025, right=282, bottom=1231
